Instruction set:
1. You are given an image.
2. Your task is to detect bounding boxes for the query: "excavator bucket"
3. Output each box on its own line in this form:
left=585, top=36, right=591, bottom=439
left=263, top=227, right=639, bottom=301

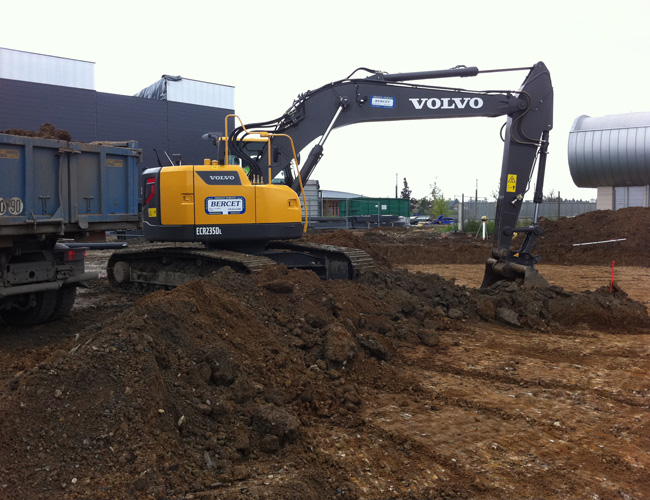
left=481, top=258, right=549, bottom=289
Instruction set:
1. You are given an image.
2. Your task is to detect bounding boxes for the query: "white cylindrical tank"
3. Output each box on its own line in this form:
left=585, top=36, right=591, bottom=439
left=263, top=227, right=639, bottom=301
left=568, top=112, right=650, bottom=187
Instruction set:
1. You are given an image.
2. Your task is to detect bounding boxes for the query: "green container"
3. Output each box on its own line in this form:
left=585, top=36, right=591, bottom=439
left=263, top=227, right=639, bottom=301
left=339, top=198, right=410, bottom=217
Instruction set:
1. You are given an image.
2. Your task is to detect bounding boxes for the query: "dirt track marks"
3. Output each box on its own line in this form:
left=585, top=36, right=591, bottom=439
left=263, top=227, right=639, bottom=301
left=363, top=324, right=650, bottom=499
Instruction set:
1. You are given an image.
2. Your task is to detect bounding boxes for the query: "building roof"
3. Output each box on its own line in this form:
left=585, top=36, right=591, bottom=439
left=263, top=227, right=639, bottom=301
left=0, top=47, right=95, bottom=90
left=321, top=190, right=364, bottom=199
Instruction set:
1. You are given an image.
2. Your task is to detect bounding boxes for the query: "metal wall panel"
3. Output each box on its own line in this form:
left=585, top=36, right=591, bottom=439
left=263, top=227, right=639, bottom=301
left=0, top=78, right=233, bottom=171
left=97, top=93, right=169, bottom=166
left=0, top=78, right=98, bottom=140
left=568, top=112, right=650, bottom=187
left=166, top=78, right=235, bottom=108
left=0, top=48, right=94, bottom=89
left=167, top=101, right=231, bottom=166
left=615, top=186, right=649, bottom=208
left=301, top=180, right=321, bottom=218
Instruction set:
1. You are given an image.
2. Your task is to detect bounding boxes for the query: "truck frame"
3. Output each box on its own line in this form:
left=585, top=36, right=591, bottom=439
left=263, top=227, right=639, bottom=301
left=0, top=133, right=142, bottom=325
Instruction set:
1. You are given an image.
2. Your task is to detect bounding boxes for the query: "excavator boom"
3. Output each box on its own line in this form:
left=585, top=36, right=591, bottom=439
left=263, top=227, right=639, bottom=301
left=229, top=62, right=553, bottom=286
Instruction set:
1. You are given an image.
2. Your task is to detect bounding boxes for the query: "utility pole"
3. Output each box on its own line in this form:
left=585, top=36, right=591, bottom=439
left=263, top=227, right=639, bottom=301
left=475, top=179, right=479, bottom=221
left=395, top=173, right=398, bottom=198
left=459, top=194, right=464, bottom=232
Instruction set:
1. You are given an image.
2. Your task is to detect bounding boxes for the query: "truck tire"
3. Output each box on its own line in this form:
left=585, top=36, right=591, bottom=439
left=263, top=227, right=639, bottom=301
left=50, top=286, right=77, bottom=321
left=0, top=290, right=58, bottom=326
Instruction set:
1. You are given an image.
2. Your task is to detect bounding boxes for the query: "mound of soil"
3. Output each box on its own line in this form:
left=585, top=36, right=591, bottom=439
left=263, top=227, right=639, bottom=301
left=535, top=207, right=650, bottom=266
left=1, top=260, right=648, bottom=499
left=306, top=228, right=491, bottom=267
left=305, top=206, right=650, bottom=268
left=2, top=123, right=72, bottom=141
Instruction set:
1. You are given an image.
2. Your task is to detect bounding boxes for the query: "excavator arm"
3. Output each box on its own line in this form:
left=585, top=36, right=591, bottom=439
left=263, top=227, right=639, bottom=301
left=228, top=62, right=553, bottom=287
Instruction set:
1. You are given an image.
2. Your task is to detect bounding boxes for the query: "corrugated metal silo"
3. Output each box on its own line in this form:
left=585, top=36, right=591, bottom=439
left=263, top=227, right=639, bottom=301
left=568, top=112, right=650, bottom=187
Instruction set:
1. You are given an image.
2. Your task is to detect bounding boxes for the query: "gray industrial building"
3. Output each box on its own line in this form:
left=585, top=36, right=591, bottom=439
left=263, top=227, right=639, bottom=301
left=568, top=112, right=650, bottom=210
left=0, top=48, right=363, bottom=228
left=0, top=47, right=234, bottom=167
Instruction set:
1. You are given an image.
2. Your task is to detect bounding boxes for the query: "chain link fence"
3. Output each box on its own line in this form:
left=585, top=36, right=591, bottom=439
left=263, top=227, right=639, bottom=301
left=458, top=199, right=596, bottom=224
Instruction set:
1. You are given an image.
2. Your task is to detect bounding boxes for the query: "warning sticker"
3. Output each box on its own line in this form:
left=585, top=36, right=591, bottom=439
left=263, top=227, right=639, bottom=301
left=506, top=174, right=517, bottom=192
left=106, top=159, right=124, bottom=168
left=0, top=149, right=20, bottom=159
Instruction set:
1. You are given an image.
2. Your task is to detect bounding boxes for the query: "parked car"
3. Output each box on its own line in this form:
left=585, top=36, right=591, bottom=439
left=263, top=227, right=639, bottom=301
left=433, top=215, right=457, bottom=225
left=410, top=215, right=433, bottom=225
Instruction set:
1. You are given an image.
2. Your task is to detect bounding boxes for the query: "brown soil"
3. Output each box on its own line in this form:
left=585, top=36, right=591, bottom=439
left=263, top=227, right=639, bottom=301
left=306, top=206, right=650, bottom=268
left=535, top=206, right=650, bottom=267
left=2, top=123, right=72, bottom=141
left=1, top=208, right=649, bottom=500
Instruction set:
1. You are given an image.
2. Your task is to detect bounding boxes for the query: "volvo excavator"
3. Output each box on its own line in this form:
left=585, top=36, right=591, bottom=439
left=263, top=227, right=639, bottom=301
left=108, top=61, right=553, bottom=290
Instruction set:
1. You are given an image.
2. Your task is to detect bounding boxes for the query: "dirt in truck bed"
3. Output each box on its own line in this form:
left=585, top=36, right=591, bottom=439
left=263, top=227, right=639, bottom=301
left=2, top=123, right=72, bottom=141
left=1, top=207, right=649, bottom=500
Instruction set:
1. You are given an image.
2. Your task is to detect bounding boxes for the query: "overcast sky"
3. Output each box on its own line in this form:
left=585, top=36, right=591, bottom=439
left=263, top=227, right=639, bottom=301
left=2, top=0, right=648, bottom=201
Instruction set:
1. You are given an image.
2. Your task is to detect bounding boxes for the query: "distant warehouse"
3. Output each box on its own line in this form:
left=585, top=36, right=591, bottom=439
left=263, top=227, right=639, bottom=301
left=0, top=47, right=234, bottom=167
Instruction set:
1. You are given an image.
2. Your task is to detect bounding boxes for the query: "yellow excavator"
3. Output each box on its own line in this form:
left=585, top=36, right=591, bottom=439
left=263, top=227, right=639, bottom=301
left=108, top=62, right=553, bottom=289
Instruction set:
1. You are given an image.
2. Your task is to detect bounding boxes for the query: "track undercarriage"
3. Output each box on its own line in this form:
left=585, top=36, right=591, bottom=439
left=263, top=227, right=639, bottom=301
left=107, top=241, right=374, bottom=291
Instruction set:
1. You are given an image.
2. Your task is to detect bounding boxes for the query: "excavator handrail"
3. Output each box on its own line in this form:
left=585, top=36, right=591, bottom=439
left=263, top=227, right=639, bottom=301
left=258, top=131, right=309, bottom=233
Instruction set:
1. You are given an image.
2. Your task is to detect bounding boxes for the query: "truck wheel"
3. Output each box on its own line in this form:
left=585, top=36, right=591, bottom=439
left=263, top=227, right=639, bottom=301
left=50, top=286, right=77, bottom=321
left=0, top=290, right=58, bottom=326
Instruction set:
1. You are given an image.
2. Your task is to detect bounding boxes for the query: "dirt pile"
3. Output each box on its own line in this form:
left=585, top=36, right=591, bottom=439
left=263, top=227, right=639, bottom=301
left=535, top=206, right=650, bottom=266
left=305, top=206, right=650, bottom=268
left=2, top=123, right=72, bottom=141
left=306, top=228, right=490, bottom=266
left=1, top=259, right=648, bottom=499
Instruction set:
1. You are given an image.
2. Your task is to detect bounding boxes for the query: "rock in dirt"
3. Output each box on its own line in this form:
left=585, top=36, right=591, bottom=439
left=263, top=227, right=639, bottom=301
left=252, top=405, right=301, bottom=445
left=496, top=307, right=521, bottom=326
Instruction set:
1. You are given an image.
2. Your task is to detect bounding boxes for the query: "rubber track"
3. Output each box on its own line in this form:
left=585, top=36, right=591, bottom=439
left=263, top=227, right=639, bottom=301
left=268, top=241, right=374, bottom=278
left=107, top=246, right=277, bottom=288
left=107, top=242, right=375, bottom=289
